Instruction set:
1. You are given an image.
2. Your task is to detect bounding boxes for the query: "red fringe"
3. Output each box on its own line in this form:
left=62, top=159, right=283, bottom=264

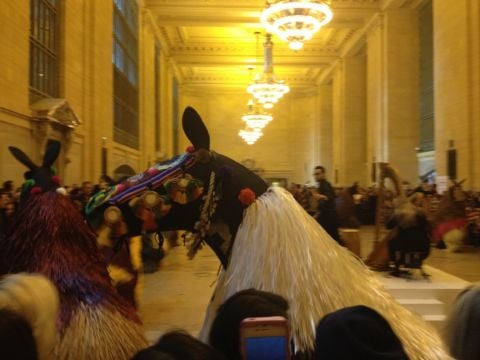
left=0, top=192, right=140, bottom=330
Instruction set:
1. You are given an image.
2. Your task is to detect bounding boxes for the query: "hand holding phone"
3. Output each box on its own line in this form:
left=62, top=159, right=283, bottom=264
left=240, top=316, right=290, bottom=360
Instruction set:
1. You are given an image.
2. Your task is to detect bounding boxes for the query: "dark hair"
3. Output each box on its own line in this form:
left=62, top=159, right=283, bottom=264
left=131, top=347, right=175, bottom=360
left=0, top=308, right=38, bottom=360
left=153, top=331, right=226, bottom=360
left=314, top=166, right=325, bottom=173
left=314, top=305, right=408, bottom=360
left=209, top=289, right=289, bottom=360
left=2, top=181, right=13, bottom=191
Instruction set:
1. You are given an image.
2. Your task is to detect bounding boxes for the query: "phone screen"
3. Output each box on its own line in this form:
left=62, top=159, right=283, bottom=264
left=244, top=336, right=288, bottom=360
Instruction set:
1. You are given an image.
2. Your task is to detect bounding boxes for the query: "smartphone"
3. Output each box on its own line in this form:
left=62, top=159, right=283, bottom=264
left=240, top=316, right=290, bottom=360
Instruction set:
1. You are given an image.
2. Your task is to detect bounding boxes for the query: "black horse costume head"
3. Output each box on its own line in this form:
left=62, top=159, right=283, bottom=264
left=86, top=107, right=268, bottom=266
left=9, top=140, right=62, bottom=203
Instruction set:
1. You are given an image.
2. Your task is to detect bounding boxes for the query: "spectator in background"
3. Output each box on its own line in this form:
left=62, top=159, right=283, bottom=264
left=445, top=285, right=480, bottom=360
left=155, top=331, right=225, bottom=360
left=209, top=289, right=289, bottom=360
left=2, top=180, right=15, bottom=200
left=0, top=273, right=59, bottom=360
left=0, top=309, right=38, bottom=359
left=72, top=181, right=94, bottom=210
left=314, top=305, right=409, bottom=360
left=312, top=166, right=342, bottom=245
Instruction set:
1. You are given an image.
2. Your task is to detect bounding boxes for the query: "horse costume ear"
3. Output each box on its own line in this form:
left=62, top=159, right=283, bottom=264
left=8, top=146, right=37, bottom=170
left=43, top=140, right=61, bottom=167
left=182, top=106, right=210, bottom=151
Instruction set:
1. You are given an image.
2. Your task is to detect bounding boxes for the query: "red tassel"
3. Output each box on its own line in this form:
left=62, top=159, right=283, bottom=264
left=30, top=186, right=43, bottom=195
left=186, top=145, right=195, bottom=153
left=238, top=188, right=256, bottom=206
left=52, top=175, right=61, bottom=185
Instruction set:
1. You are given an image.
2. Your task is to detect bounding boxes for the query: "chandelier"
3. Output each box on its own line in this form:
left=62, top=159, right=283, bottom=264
left=247, top=34, right=289, bottom=109
left=261, top=1, right=333, bottom=51
left=239, top=127, right=263, bottom=145
left=242, top=99, right=273, bottom=129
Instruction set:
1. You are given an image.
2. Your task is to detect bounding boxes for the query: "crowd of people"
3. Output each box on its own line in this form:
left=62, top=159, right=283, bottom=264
left=1, top=167, right=480, bottom=360
left=288, top=176, right=480, bottom=250
left=1, top=271, right=479, bottom=359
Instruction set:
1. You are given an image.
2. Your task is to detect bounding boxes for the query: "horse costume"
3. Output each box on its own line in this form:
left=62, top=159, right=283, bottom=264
left=0, top=141, right=147, bottom=359
left=87, top=107, right=449, bottom=359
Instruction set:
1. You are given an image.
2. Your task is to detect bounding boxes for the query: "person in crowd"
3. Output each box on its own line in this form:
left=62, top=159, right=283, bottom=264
left=0, top=190, right=9, bottom=239
left=0, top=308, right=38, bottom=359
left=2, top=180, right=16, bottom=199
left=314, top=305, right=409, bottom=359
left=0, top=273, right=59, bottom=360
left=336, top=182, right=361, bottom=228
left=155, top=331, right=226, bottom=360
left=312, top=166, right=342, bottom=244
left=209, top=289, right=289, bottom=360
left=131, top=348, right=175, bottom=360
left=444, top=285, right=480, bottom=360
left=71, top=180, right=94, bottom=210
left=385, top=198, right=431, bottom=276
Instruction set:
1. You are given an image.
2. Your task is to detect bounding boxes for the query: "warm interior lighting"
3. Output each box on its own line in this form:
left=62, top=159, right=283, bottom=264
left=239, top=127, right=263, bottom=145
left=247, top=34, right=289, bottom=109
left=261, top=1, right=333, bottom=50
left=242, top=99, right=273, bottom=129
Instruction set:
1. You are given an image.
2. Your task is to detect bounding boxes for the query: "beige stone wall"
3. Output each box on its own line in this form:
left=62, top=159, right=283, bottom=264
left=0, top=1, right=32, bottom=185
left=434, top=0, right=480, bottom=188
left=367, top=10, right=420, bottom=185
left=316, top=84, right=334, bottom=181
left=0, top=1, right=177, bottom=186
left=180, top=90, right=321, bottom=184
left=332, top=56, right=367, bottom=187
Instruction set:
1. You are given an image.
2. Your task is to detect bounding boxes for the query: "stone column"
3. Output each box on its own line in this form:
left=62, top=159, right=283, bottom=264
left=316, top=84, right=333, bottom=183
left=332, top=56, right=367, bottom=187
left=433, top=0, right=480, bottom=188
left=366, top=10, right=420, bottom=185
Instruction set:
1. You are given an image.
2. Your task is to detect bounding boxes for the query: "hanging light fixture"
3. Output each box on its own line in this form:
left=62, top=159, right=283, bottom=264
left=241, top=99, right=273, bottom=130
left=261, top=1, right=333, bottom=51
left=239, top=127, right=263, bottom=145
left=247, top=33, right=289, bottom=109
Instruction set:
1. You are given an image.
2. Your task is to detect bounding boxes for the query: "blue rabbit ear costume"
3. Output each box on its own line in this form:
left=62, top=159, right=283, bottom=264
left=1, top=140, right=147, bottom=359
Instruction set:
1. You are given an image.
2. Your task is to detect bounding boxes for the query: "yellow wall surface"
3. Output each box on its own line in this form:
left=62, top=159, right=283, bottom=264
left=0, top=2, right=177, bottom=186
left=434, top=0, right=480, bottom=188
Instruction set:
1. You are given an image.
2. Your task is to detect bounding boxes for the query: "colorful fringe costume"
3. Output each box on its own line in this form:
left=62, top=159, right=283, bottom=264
left=1, top=141, right=147, bottom=359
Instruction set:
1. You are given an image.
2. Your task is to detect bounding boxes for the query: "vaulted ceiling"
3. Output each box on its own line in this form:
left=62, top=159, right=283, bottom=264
left=145, top=0, right=420, bottom=91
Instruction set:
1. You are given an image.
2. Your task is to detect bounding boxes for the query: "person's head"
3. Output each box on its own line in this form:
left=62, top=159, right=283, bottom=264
left=314, top=305, right=408, bottom=360
left=209, top=289, right=289, bottom=360
left=0, top=273, right=59, bottom=360
left=81, top=181, right=93, bottom=195
left=131, top=347, right=175, bottom=360
left=4, top=202, right=16, bottom=218
left=314, top=166, right=326, bottom=182
left=2, top=181, right=14, bottom=192
left=153, top=331, right=225, bottom=360
left=445, top=285, right=480, bottom=360
left=0, top=308, right=38, bottom=359
left=0, top=191, right=8, bottom=209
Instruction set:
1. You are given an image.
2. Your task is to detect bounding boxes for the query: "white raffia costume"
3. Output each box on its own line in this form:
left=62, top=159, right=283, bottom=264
left=199, top=187, right=450, bottom=359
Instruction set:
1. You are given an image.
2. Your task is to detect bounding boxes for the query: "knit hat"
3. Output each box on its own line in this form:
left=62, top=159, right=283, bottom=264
left=314, top=305, right=409, bottom=360
left=0, top=273, right=59, bottom=360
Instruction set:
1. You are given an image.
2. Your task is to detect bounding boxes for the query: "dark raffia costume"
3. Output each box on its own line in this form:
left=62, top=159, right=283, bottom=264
left=0, top=141, right=147, bottom=359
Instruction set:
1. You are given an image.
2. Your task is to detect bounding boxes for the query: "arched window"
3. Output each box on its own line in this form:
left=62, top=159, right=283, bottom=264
left=113, top=0, right=139, bottom=149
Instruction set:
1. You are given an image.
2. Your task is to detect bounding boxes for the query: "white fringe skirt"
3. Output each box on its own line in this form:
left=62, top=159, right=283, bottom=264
left=200, top=187, right=449, bottom=359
